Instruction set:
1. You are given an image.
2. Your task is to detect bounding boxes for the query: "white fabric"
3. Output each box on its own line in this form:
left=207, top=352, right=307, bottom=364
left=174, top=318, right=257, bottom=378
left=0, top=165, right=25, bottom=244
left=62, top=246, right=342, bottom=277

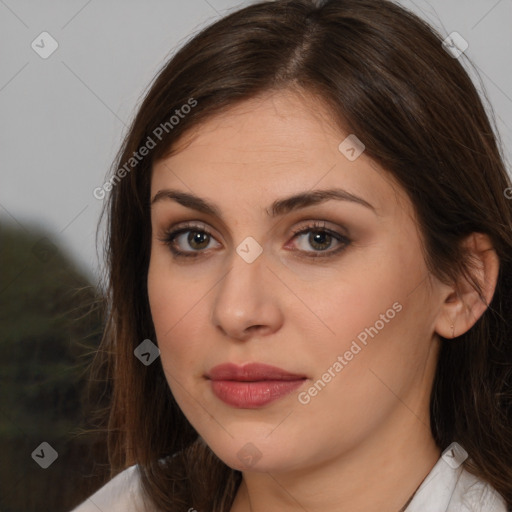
left=71, top=465, right=147, bottom=512
left=70, top=444, right=508, bottom=512
left=405, top=444, right=508, bottom=512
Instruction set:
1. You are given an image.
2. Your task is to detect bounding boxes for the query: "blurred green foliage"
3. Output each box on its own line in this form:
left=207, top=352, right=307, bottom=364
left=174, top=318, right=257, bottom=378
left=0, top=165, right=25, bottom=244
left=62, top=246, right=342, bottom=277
left=0, top=220, right=110, bottom=511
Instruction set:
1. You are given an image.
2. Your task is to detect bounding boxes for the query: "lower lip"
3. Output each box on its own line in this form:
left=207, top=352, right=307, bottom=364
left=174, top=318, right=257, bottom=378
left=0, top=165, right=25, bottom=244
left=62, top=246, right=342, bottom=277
left=210, top=379, right=306, bottom=408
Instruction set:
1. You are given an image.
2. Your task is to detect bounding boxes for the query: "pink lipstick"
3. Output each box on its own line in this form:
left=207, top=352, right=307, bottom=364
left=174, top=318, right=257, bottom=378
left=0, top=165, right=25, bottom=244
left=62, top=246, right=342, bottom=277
left=206, top=363, right=307, bottom=408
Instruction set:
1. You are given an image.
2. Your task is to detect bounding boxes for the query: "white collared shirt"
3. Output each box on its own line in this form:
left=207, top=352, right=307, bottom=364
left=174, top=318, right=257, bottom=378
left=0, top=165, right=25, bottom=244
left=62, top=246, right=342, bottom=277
left=404, top=443, right=507, bottom=511
left=70, top=444, right=508, bottom=512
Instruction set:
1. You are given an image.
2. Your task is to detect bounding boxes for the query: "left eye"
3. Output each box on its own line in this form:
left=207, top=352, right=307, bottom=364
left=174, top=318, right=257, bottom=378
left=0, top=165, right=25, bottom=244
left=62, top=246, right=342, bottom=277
left=288, top=224, right=350, bottom=256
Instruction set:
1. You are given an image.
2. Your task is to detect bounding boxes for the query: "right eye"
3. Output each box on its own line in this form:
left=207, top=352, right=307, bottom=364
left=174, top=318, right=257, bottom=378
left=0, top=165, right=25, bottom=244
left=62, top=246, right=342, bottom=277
left=158, top=223, right=221, bottom=259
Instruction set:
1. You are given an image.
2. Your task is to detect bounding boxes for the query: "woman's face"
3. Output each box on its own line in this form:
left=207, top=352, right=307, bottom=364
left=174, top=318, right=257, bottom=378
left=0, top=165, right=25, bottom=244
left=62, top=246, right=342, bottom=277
left=147, top=89, right=445, bottom=473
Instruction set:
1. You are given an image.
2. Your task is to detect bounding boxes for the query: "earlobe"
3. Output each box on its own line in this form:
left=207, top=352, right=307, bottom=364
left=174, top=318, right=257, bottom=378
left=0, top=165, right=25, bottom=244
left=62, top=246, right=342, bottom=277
left=435, top=233, right=500, bottom=339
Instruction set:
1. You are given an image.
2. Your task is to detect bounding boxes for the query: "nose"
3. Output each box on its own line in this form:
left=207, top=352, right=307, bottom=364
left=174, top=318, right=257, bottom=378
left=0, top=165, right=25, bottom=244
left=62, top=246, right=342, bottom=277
left=211, top=246, right=284, bottom=341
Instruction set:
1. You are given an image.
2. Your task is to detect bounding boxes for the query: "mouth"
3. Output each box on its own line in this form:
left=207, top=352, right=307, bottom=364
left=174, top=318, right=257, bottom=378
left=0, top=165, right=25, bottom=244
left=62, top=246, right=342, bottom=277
left=205, top=362, right=308, bottom=408
left=205, top=362, right=307, bottom=381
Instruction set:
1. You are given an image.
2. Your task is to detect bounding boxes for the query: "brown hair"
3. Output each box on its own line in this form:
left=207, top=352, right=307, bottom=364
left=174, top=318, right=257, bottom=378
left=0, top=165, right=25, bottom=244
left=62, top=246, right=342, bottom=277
left=93, top=0, right=512, bottom=509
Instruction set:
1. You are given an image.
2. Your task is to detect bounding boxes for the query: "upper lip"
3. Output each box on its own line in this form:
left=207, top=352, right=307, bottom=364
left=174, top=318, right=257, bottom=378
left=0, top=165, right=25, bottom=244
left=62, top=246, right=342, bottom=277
left=206, top=363, right=307, bottom=381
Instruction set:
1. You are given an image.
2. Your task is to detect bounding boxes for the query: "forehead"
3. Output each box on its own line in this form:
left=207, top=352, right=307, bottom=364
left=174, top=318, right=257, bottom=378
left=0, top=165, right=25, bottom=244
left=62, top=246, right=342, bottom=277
left=157, top=89, right=349, bottom=171
left=151, top=90, right=410, bottom=219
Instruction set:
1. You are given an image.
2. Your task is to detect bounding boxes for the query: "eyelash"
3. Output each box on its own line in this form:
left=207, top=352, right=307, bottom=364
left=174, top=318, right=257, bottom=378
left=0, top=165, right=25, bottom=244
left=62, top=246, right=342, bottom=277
left=157, top=221, right=351, bottom=260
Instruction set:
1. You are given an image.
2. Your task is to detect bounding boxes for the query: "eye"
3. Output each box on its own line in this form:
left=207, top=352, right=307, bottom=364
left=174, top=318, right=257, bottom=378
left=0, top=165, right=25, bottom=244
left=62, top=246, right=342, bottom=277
left=157, top=222, right=221, bottom=259
left=287, top=221, right=351, bottom=258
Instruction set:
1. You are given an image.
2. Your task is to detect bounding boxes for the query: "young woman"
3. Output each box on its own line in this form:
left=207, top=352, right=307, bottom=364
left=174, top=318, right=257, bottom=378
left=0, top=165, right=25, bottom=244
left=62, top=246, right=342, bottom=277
left=72, top=0, right=512, bottom=510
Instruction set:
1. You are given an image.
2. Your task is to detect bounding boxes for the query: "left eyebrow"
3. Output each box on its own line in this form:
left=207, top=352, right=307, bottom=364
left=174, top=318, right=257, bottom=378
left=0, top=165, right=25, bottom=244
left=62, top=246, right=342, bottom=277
left=150, top=187, right=378, bottom=218
left=268, top=188, right=377, bottom=217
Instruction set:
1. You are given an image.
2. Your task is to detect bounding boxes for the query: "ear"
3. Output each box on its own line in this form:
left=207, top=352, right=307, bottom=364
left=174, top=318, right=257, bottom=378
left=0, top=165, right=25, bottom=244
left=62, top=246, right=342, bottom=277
left=435, top=233, right=500, bottom=339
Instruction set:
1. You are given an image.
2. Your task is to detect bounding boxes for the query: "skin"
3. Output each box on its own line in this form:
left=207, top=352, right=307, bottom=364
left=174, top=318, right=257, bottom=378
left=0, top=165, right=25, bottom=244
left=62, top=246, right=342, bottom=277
left=147, top=89, right=499, bottom=512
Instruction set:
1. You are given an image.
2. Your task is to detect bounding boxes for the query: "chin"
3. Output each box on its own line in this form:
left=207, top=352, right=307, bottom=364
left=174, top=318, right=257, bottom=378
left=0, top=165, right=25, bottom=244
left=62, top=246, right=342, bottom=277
left=203, top=435, right=303, bottom=473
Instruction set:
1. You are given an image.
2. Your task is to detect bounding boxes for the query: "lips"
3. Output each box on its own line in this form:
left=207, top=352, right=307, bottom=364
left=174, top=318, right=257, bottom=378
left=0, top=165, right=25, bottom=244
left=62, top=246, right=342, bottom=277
left=205, top=363, right=307, bottom=408
left=206, top=362, right=307, bottom=382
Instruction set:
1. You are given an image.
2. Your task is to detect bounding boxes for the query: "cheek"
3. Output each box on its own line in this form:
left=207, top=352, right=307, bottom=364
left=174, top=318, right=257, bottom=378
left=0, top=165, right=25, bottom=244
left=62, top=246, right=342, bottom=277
left=305, top=239, right=427, bottom=379
left=303, top=259, right=398, bottom=342
left=147, top=252, right=211, bottom=376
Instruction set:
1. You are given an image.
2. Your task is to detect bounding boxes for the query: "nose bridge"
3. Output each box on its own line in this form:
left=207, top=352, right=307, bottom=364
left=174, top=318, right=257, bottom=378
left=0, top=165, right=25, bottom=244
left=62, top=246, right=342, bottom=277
left=216, top=240, right=266, bottom=315
left=211, top=239, right=281, bottom=338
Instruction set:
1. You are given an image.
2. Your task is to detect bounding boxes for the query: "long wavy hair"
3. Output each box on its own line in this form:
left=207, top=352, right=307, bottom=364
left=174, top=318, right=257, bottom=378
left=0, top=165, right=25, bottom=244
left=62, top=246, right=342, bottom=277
left=92, top=0, right=512, bottom=509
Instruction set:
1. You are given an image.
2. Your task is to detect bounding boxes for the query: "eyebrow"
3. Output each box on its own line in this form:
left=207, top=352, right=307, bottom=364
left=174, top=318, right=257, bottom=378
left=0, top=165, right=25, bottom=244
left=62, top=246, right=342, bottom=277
left=150, top=187, right=377, bottom=217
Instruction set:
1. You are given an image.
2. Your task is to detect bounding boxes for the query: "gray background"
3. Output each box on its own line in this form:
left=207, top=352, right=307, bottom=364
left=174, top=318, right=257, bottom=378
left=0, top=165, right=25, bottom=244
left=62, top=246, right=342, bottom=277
left=1, top=0, right=511, bottom=285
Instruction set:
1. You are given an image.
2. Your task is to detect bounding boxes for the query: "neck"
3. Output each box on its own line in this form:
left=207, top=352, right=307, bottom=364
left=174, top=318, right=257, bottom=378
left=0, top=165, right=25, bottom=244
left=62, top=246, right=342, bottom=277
left=229, top=413, right=441, bottom=512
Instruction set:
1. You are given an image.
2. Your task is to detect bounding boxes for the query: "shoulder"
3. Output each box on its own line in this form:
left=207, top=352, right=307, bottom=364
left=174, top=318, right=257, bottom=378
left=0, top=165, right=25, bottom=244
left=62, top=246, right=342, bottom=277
left=406, top=443, right=508, bottom=512
left=70, top=465, right=151, bottom=512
